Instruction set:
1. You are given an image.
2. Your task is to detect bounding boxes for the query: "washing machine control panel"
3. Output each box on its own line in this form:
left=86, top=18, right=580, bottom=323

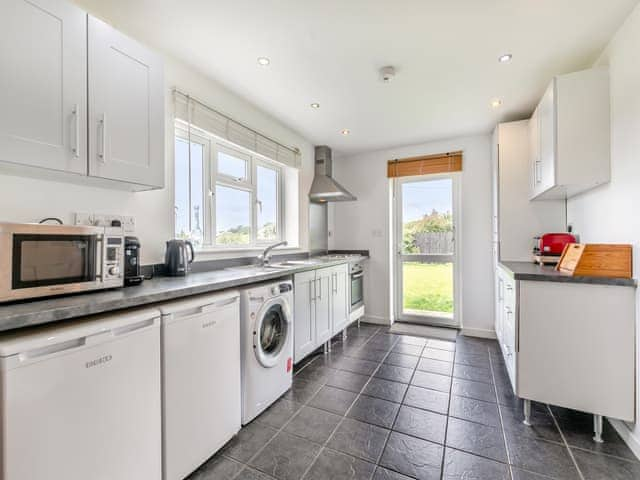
left=278, top=283, right=293, bottom=294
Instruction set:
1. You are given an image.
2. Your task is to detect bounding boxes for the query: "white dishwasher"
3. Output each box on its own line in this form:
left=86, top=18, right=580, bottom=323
left=0, top=307, right=162, bottom=480
left=160, top=290, right=241, bottom=480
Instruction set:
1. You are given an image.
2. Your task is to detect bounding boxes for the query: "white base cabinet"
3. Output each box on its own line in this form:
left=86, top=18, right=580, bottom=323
left=495, top=264, right=636, bottom=423
left=294, top=264, right=349, bottom=363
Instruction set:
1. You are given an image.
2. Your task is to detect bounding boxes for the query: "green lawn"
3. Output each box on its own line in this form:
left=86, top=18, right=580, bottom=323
left=403, top=262, right=453, bottom=314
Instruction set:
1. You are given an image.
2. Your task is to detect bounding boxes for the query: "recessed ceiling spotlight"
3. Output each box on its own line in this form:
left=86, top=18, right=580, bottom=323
left=341, top=129, right=351, bottom=135
left=498, top=53, right=512, bottom=63
left=257, top=57, right=271, bottom=66
left=491, top=99, right=503, bottom=108
left=310, top=103, right=320, bottom=109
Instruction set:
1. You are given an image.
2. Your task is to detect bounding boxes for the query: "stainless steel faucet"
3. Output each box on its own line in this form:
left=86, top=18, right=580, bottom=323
left=258, top=241, right=288, bottom=266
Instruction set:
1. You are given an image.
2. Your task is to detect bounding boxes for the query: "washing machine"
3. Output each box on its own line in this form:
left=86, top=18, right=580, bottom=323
left=240, top=279, right=294, bottom=425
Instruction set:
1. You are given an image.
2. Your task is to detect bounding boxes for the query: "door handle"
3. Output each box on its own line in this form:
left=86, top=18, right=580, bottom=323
left=98, top=113, right=107, bottom=162
left=71, top=104, right=80, bottom=158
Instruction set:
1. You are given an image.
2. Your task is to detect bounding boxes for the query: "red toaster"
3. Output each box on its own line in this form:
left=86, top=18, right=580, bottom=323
left=537, top=233, right=577, bottom=256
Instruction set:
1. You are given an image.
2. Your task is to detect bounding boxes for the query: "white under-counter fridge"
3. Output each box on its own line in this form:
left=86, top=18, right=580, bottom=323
left=0, top=307, right=162, bottom=480
left=159, top=289, right=241, bottom=480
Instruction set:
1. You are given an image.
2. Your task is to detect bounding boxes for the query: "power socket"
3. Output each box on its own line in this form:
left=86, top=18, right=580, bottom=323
left=123, top=216, right=135, bottom=234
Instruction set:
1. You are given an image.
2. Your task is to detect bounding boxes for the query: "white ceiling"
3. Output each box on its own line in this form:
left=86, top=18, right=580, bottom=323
left=77, top=0, right=638, bottom=155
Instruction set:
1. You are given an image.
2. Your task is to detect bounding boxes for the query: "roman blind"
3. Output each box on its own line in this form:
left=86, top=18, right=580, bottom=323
left=173, top=89, right=301, bottom=168
left=387, top=151, right=463, bottom=178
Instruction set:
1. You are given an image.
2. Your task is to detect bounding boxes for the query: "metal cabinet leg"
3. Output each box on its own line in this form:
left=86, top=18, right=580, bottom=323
left=323, top=342, right=329, bottom=355
left=357, top=318, right=361, bottom=328
left=328, top=341, right=332, bottom=353
left=523, top=399, right=532, bottom=426
left=593, top=414, right=604, bottom=443
left=342, top=328, right=347, bottom=341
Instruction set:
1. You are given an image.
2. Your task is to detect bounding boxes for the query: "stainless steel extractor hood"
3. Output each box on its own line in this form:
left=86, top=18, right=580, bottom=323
left=309, top=146, right=357, bottom=202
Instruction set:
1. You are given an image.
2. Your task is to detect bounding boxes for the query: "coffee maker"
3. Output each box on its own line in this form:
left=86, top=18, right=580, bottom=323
left=124, top=236, right=144, bottom=286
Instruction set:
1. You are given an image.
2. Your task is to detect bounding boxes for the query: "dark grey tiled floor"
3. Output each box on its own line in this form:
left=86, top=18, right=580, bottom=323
left=189, top=323, right=640, bottom=480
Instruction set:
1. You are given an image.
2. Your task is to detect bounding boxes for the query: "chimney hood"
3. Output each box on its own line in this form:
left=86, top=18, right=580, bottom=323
left=309, top=146, right=357, bottom=203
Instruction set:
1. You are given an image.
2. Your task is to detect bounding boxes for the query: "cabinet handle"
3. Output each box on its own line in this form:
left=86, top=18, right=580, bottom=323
left=98, top=113, right=107, bottom=162
left=309, top=281, right=315, bottom=302
left=318, top=278, right=322, bottom=300
left=506, top=285, right=513, bottom=291
left=71, top=104, right=80, bottom=158
left=535, top=160, right=542, bottom=184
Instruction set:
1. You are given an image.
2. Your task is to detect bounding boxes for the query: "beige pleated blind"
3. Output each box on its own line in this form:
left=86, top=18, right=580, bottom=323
left=173, top=89, right=301, bottom=168
left=387, top=151, right=463, bottom=178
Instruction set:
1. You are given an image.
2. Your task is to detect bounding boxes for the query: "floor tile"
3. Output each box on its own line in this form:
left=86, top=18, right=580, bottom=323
left=422, top=348, right=455, bottom=362
left=249, top=431, right=321, bottom=480
left=500, top=403, right=562, bottom=443
left=392, top=343, right=424, bottom=356
left=505, top=430, right=580, bottom=479
left=556, top=413, right=638, bottom=462
left=368, top=337, right=399, bottom=351
left=572, top=448, right=640, bottom=480
left=256, top=398, right=302, bottom=429
left=442, top=448, right=510, bottom=480
left=403, top=385, right=449, bottom=415
left=187, top=454, right=243, bottom=480
left=411, top=370, right=452, bottom=393
left=222, top=421, right=279, bottom=462
left=308, top=385, right=358, bottom=415
left=393, top=405, right=447, bottom=444
left=234, top=467, right=277, bottom=480
left=327, top=418, right=390, bottom=463
left=449, top=395, right=501, bottom=427
left=304, top=448, right=376, bottom=480
left=427, top=339, right=456, bottom=352
left=398, top=335, right=427, bottom=346
left=284, top=406, right=342, bottom=444
left=296, top=362, right=337, bottom=383
left=454, top=351, right=490, bottom=369
left=380, top=431, right=443, bottom=480
left=362, top=378, right=408, bottom=403
left=510, top=468, right=554, bottom=480
left=416, top=357, right=453, bottom=376
left=285, top=378, right=324, bottom=404
left=445, top=417, right=507, bottom=463
left=384, top=352, right=419, bottom=369
left=348, top=395, right=400, bottom=429
left=334, top=356, right=380, bottom=376
left=452, top=363, right=493, bottom=384
left=344, top=347, right=389, bottom=363
left=451, top=377, right=496, bottom=404
left=375, top=364, right=414, bottom=384
left=372, top=466, right=414, bottom=480
left=326, top=370, right=370, bottom=393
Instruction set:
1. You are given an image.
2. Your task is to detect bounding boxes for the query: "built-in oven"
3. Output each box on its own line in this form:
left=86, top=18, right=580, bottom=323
left=0, top=222, right=124, bottom=303
left=350, top=262, right=364, bottom=313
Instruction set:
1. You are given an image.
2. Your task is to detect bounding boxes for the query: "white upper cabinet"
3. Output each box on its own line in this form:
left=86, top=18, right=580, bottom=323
left=88, top=16, right=164, bottom=189
left=529, top=67, right=610, bottom=200
left=0, top=0, right=87, bottom=174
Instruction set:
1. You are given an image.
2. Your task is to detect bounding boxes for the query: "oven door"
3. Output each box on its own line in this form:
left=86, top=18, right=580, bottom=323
left=0, top=223, right=104, bottom=302
left=350, top=270, right=364, bottom=312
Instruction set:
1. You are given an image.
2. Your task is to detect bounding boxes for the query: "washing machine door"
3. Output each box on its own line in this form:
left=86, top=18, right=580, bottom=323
left=253, top=297, right=292, bottom=368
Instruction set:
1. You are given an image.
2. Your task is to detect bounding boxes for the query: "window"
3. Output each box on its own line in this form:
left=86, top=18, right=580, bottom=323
left=175, top=125, right=284, bottom=249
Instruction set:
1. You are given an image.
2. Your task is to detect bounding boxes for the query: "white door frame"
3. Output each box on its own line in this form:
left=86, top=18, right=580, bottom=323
left=392, top=173, right=462, bottom=328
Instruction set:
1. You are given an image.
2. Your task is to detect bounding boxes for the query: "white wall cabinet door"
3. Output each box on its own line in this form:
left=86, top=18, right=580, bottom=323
left=294, top=271, right=316, bottom=363
left=330, top=264, right=349, bottom=335
left=88, top=15, right=164, bottom=188
left=0, top=0, right=87, bottom=174
left=537, top=83, right=556, bottom=194
left=315, top=268, right=332, bottom=345
left=528, top=107, right=540, bottom=198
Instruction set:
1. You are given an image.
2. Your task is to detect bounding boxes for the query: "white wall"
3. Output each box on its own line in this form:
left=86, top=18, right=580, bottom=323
left=566, top=3, right=640, bottom=454
left=0, top=4, right=314, bottom=265
left=329, top=135, right=494, bottom=337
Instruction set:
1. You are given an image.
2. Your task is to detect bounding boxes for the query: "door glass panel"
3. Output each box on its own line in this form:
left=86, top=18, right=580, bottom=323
left=174, top=138, right=204, bottom=246
left=260, top=305, right=285, bottom=355
left=400, top=178, right=454, bottom=321
left=215, top=185, right=251, bottom=245
left=351, top=276, right=363, bottom=307
left=256, top=165, right=278, bottom=241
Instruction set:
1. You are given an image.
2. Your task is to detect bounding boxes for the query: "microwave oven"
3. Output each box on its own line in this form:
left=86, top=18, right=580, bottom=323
left=0, top=222, right=124, bottom=303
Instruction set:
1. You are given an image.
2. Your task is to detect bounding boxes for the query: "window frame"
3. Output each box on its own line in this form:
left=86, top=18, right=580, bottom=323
left=175, top=124, right=285, bottom=250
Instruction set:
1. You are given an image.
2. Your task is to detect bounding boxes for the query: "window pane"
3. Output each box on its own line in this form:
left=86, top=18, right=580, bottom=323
left=256, top=165, right=278, bottom=241
left=218, top=150, right=247, bottom=180
left=174, top=138, right=204, bottom=246
left=216, top=185, right=251, bottom=245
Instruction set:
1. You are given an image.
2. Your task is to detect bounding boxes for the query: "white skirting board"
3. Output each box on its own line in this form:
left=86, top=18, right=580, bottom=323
left=460, top=327, right=497, bottom=339
left=362, top=314, right=391, bottom=326
left=609, top=419, right=640, bottom=461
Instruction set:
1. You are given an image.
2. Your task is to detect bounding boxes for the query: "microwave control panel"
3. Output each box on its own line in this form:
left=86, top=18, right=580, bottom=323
left=104, top=236, right=124, bottom=279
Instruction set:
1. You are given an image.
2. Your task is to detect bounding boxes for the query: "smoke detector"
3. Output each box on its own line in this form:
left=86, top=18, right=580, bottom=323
left=380, top=66, right=396, bottom=83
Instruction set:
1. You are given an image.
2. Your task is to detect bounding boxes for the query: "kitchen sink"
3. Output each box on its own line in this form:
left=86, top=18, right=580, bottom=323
left=224, top=264, right=292, bottom=273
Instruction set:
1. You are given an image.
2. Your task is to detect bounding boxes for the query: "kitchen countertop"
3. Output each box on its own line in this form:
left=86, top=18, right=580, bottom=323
left=500, top=261, right=637, bottom=287
left=0, top=255, right=367, bottom=333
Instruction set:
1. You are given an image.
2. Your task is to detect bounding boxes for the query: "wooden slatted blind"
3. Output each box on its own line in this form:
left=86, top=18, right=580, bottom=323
left=387, top=151, right=463, bottom=178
